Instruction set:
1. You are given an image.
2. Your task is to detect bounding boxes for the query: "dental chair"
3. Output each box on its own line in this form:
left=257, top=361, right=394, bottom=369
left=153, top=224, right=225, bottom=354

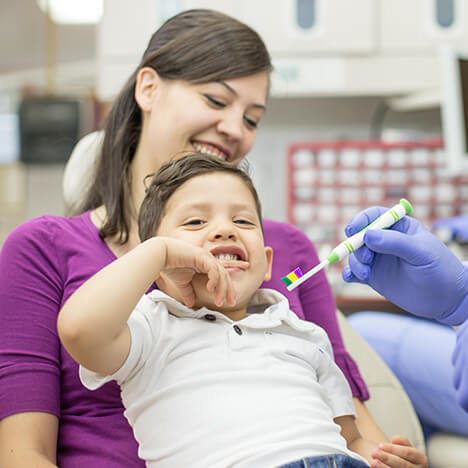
left=63, top=131, right=468, bottom=466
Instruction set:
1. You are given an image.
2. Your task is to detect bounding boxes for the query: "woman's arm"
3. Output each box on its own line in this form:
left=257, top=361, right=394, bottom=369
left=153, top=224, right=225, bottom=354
left=0, top=412, right=58, bottom=467
left=353, top=398, right=387, bottom=443
left=0, top=219, right=66, bottom=465
left=335, top=414, right=376, bottom=463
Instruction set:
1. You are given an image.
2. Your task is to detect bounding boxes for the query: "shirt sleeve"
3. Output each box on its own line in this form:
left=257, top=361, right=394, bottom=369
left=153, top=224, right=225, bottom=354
left=314, top=329, right=357, bottom=419
left=263, top=220, right=369, bottom=401
left=0, top=218, right=63, bottom=419
left=80, top=296, right=158, bottom=390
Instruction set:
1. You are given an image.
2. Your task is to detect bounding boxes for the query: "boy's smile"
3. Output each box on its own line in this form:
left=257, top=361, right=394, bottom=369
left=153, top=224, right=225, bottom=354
left=155, top=172, right=273, bottom=318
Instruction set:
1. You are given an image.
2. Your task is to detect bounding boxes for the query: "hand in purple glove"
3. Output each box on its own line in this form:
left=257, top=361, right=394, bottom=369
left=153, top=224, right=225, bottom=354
left=433, top=214, right=468, bottom=242
left=342, top=206, right=468, bottom=325
left=453, top=320, right=468, bottom=412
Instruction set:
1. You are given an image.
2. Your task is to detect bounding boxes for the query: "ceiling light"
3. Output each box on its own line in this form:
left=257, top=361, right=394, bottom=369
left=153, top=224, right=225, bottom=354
left=37, top=0, right=103, bottom=24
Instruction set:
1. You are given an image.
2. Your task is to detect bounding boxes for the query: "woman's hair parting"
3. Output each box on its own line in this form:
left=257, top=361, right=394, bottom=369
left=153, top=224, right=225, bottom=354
left=138, top=153, right=263, bottom=242
left=79, top=9, right=272, bottom=244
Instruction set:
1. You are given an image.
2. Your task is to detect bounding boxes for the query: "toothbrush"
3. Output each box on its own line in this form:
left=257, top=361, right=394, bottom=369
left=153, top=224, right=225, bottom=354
left=281, top=198, right=413, bottom=291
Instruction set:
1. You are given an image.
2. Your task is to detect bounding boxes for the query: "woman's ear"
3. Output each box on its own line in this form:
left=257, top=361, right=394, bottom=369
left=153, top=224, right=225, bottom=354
left=135, top=67, right=160, bottom=112
left=263, top=246, right=273, bottom=282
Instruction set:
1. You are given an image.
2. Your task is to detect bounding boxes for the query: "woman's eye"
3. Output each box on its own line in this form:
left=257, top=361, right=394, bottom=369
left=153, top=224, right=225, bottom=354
left=204, top=95, right=226, bottom=108
left=244, top=116, right=258, bottom=129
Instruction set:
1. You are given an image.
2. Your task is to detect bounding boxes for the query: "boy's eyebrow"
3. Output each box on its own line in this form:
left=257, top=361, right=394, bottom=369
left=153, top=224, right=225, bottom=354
left=179, top=201, right=257, bottom=213
left=218, top=81, right=266, bottom=111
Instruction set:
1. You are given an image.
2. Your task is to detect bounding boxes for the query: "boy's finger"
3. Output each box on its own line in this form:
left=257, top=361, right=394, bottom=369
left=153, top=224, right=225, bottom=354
left=212, top=265, right=228, bottom=307
left=178, top=283, right=196, bottom=308
left=205, top=258, right=221, bottom=293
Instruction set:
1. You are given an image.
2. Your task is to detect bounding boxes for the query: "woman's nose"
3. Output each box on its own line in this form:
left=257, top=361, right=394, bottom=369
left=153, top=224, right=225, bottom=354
left=217, top=111, right=243, bottom=142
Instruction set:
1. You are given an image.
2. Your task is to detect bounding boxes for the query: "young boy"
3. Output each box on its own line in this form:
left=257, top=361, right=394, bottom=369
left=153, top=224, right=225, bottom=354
left=58, top=154, right=376, bottom=467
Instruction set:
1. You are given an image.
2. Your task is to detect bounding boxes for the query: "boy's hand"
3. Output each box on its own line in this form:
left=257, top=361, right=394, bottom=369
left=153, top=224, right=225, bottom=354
left=158, top=237, right=242, bottom=308
left=370, top=435, right=428, bottom=468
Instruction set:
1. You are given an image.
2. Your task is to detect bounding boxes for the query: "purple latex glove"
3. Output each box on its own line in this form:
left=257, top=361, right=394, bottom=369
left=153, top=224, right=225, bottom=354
left=453, top=319, right=468, bottom=412
left=342, top=206, right=468, bottom=325
left=433, top=214, right=468, bottom=242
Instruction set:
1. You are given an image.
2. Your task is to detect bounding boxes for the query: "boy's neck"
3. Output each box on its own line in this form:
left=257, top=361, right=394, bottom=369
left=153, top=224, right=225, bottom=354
left=192, top=301, right=248, bottom=322
left=219, top=308, right=247, bottom=322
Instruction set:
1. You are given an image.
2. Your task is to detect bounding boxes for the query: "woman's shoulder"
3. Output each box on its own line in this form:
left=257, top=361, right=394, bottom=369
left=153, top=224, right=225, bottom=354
left=1, top=213, right=103, bottom=267
left=263, top=218, right=310, bottom=245
left=5, top=212, right=95, bottom=247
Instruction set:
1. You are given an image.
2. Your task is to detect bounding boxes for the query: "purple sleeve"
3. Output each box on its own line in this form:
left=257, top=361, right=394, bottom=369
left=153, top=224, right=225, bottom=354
left=263, top=220, right=369, bottom=400
left=0, top=217, right=62, bottom=419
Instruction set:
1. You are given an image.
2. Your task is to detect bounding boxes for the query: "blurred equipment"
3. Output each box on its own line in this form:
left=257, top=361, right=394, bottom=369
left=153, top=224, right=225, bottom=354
left=440, top=46, right=468, bottom=175
left=18, top=97, right=80, bottom=164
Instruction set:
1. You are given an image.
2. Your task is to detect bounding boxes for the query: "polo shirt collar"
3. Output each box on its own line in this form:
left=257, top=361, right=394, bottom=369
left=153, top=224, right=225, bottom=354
left=145, top=288, right=295, bottom=329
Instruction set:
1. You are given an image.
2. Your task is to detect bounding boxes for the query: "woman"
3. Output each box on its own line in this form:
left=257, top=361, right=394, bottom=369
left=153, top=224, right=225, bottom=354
left=0, top=9, right=425, bottom=467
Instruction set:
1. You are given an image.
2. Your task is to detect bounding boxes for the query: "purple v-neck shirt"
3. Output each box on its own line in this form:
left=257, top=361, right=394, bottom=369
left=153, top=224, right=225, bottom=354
left=0, top=213, right=368, bottom=467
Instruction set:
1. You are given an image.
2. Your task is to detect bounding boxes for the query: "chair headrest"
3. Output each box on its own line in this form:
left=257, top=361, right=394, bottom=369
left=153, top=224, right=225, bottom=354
left=63, top=131, right=104, bottom=212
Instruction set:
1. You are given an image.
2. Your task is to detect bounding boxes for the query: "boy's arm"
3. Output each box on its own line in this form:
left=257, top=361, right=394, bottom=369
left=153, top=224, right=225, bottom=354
left=58, top=237, right=168, bottom=375
left=335, top=415, right=376, bottom=463
left=335, top=416, right=428, bottom=467
left=58, top=236, right=237, bottom=376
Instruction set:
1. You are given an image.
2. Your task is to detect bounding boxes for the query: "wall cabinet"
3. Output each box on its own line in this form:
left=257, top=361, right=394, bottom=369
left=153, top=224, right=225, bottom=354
left=96, top=0, right=468, bottom=100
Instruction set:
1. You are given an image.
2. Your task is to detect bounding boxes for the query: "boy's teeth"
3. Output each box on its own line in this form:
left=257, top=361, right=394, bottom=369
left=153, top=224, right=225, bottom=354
left=216, top=254, right=238, bottom=261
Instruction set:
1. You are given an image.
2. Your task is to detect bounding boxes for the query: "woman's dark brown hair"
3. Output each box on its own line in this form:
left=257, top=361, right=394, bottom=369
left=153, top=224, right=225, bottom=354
left=138, top=153, right=263, bottom=242
left=78, top=9, right=272, bottom=243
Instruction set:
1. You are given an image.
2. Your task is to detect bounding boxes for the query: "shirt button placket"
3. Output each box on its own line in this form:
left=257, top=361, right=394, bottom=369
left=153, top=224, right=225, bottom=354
left=229, top=324, right=244, bottom=350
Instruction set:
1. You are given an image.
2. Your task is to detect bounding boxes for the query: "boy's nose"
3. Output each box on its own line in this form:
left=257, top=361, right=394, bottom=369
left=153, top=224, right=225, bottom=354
left=211, top=224, right=237, bottom=241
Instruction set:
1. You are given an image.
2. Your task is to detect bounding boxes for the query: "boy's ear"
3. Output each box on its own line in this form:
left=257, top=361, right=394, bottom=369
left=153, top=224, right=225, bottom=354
left=263, top=246, right=273, bottom=282
left=135, top=67, right=161, bottom=112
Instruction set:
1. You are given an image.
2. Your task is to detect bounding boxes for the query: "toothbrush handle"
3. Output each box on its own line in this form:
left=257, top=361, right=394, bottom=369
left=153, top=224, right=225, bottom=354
left=330, top=200, right=411, bottom=263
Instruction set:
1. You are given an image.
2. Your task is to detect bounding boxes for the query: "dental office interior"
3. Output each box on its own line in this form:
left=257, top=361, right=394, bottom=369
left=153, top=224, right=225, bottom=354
left=1, top=0, right=468, bottom=466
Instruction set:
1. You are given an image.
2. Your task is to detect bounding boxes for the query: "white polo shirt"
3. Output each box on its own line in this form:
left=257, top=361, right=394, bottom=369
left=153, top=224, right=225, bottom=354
left=80, top=289, right=368, bottom=467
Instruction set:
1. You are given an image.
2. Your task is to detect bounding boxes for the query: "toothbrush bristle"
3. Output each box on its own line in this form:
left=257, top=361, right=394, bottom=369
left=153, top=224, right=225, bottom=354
left=281, top=267, right=304, bottom=286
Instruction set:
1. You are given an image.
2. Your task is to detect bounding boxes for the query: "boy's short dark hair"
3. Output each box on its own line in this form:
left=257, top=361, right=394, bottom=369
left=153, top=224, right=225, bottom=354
left=138, top=153, right=263, bottom=242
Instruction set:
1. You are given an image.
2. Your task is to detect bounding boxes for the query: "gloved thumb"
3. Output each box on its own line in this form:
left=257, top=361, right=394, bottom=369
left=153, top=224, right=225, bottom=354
left=363, top=229, right=433, bottom=266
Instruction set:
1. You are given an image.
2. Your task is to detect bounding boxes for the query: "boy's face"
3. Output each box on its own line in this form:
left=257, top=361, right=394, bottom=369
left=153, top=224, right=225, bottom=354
left=155, top=172, right=273, bottom=314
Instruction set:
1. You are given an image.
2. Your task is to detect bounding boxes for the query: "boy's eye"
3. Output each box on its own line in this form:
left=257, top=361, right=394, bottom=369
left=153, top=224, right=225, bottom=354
left=204, top=94, right=226, bottom=108
left=234, top=219, right=255, bottom=226
left=183, top=219, right=205, bottom=226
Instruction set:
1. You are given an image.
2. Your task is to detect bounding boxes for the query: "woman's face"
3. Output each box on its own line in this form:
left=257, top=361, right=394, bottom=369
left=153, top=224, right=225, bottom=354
left=136, top=71, right=269, bottom=170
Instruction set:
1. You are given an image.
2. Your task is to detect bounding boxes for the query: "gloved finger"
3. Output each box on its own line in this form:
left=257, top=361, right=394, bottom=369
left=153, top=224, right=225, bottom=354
left=351, top=244, right=375, bottom=265
left=345, top=206, right=387, bottom=237
left=363, top=229, right=433, bottom=266
left=433, top=216, right=457, bottom=229
left=342, top=266, right=365, bottom=284
left=345, top=255, right=371, bottom=282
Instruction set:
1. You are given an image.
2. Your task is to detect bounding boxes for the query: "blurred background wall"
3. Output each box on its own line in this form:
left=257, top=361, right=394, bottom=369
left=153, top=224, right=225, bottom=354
left=0, top=0, right=460, bottom=247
